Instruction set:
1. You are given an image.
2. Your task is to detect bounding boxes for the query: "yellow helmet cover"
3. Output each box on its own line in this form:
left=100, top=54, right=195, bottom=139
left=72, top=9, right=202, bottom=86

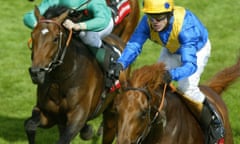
left=142, top=0, right=174, bottom=14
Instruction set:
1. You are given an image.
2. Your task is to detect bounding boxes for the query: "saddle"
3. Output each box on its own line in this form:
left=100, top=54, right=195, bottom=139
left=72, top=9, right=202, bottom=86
left=169, top=84, right=203, bottom=116
left=169, top=84, right=225, bottom=144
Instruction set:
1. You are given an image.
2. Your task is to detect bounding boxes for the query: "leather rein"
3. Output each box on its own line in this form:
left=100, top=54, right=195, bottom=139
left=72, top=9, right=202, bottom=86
left=123, top=84, right=167, bottom=144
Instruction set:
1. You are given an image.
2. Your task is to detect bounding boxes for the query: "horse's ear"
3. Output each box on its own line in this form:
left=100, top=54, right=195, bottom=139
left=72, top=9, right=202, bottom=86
left=34, top=5, right=43, bottom=21
left=56, top=10, right=69, bottom=24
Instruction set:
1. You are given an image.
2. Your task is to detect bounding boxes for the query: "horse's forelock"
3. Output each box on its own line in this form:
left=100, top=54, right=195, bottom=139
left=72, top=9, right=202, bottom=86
left=43, top=5, right=69, bottom=19
left=131, top=63, right=166, bottom=89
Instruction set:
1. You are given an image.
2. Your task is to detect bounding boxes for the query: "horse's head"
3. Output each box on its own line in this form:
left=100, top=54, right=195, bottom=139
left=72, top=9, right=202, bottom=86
left=115, top=63, right=168, bottom=144
left=29, top=6, right=70, bottom=84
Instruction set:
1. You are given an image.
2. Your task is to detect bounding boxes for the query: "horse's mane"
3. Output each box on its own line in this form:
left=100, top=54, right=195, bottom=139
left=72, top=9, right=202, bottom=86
left=43, top=5, right=69, bottom=19
left=130, top=62, right=167, bottom=90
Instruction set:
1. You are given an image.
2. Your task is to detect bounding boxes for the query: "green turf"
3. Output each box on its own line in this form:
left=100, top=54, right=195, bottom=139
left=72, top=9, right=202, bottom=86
left=0, top=0, right=239, bottom=143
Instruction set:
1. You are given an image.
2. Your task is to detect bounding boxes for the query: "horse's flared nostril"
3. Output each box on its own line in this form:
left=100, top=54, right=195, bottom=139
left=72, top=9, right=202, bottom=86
left=28, top=67, right=46, bottom=84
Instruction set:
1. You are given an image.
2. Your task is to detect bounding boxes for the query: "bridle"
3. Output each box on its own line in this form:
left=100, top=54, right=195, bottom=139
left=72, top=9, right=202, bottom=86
left=123, top=84, right=167, bottom=144
left=29, top=19, right=73, bottom=73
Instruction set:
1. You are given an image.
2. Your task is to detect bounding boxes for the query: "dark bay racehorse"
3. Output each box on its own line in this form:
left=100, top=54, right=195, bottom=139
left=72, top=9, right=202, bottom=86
left=24, top=6, right=129, bottom=144
left=111, top=60, right=240, bottom=144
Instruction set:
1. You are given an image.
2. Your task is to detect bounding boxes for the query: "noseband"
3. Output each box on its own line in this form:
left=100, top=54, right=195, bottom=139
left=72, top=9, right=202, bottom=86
left=124, top=84, right=167, bottom=144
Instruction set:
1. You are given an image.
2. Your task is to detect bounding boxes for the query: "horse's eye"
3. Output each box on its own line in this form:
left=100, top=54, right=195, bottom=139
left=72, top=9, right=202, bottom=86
left=53, top=36, right=59, bottom=43
left=112, top=106, right=118, bottom=114
left=140, top=109, right=148, bottom=119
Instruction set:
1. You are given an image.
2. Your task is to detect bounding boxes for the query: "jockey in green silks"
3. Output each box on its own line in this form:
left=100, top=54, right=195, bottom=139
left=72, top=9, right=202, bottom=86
left=24, top=0, right=113, bottom=48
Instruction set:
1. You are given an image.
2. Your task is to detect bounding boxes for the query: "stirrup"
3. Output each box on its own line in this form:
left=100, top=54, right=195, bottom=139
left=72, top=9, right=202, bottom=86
left=207, top=111, right=225, bottom=144
left=105, top=46, right=121, bottom=90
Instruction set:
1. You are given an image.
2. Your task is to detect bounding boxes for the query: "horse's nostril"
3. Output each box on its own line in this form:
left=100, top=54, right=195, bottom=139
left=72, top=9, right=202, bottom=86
left=28, top=67, right=46, bottom=84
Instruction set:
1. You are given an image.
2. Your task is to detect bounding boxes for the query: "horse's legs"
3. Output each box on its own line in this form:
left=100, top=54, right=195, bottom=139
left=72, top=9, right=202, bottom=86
left=24, top=107, right=41, bottom=144
left=102, top=109, right=117, bottom=144
left=57, top=126, right=78, bottom=144
left=79, top=123, right=94, bottom=140
left=57, top=111, right=87, bottom=144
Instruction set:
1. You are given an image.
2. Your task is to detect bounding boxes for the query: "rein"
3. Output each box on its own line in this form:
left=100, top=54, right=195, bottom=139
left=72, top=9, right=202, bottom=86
left=123, top=83, right=168, bottom=144
left=153, top=84, right=167, bottom=122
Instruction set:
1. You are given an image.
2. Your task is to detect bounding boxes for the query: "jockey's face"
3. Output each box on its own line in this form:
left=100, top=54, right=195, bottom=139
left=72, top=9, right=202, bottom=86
left=147, top=13, right=168, bottom=32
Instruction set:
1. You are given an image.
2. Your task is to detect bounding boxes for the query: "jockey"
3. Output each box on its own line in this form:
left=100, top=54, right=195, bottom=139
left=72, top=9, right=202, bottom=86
left=23, top=0, right=119, bottom=75
left=112, top=0, right=225, bottom=143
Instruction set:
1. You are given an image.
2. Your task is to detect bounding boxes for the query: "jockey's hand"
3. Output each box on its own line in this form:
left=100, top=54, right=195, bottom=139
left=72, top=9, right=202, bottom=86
left=112, top=63, right=123, bottom=79
left=163, top=70, right=172, bottom=84
left=63, top=19, right=80, bottom=31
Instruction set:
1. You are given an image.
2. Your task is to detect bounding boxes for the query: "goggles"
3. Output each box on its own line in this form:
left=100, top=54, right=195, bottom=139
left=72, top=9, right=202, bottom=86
left=147, top=14, right=167, bottom=22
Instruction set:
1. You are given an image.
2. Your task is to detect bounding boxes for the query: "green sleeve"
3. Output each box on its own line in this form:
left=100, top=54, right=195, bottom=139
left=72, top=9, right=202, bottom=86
left=83, top=0, right=112, bottom=31
left=23, top=0, right=59, bottom=29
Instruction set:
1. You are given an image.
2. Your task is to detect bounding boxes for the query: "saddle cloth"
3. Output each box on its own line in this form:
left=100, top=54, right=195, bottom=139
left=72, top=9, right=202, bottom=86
left=108, top=0, right=131, bottom=25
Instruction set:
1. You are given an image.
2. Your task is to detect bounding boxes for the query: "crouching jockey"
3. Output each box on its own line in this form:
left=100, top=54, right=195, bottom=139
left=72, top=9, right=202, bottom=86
left=110, top=0, right=225, bottom=143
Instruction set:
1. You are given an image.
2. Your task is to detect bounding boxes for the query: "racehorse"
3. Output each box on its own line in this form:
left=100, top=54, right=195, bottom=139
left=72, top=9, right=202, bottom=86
left=27, top=0, right=140, bottom=43
left=111, top=60, right=240, bottom=143
left=24, top=6, right=129, bottom=144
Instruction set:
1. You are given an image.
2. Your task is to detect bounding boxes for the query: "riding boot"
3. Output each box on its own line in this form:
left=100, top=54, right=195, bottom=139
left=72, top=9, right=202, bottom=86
left=199, top=99, right=225, bottom=144
left=88, top=45, right=110, bottom=71
left=88, top=44, right=121, bottom=89
left=176, top=90, right=225, bottom=144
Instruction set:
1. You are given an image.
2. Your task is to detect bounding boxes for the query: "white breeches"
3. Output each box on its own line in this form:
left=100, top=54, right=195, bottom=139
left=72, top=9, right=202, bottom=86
left=79, top=19, right=114, bottom=48
left=158, top=40, right=211, bottom=103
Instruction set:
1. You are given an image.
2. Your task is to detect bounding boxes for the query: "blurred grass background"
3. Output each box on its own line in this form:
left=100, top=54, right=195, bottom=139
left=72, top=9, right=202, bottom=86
left=0, top=0, right=239, bottom=143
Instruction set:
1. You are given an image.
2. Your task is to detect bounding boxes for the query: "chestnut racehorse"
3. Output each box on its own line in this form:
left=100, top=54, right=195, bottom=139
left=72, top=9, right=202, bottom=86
left=24, top=6, right=130, bottom=144
left=111, top=60, right=239, bottom=143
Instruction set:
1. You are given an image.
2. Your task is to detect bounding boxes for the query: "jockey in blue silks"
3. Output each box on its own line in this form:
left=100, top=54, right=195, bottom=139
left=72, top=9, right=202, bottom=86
left=111, top=0, right=225, bottom=143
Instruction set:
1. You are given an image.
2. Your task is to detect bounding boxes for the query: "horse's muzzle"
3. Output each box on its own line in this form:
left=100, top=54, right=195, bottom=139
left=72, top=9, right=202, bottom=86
left=29, top=67, right=47, bottom=84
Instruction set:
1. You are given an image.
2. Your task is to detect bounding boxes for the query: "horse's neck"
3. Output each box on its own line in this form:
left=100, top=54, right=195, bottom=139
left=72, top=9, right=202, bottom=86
left=161, top=93, right=203, bottom=141
left=64, top=37, right=92, bottom=64
left=144, top=93, right=203, bottom=143
left=50, top=38, right=94, bottom=81
left=165, top=93, right=193, bottom=121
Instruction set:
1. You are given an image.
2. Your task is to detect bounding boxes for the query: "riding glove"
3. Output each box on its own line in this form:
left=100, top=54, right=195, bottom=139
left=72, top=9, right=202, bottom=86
left=163, top=70, right=172, bottom=84
left=112, top=63, right=123, bottom=79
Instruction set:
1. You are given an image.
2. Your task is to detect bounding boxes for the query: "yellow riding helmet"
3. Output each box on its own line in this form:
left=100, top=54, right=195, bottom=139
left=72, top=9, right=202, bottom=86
left=142, top=0, right=174, bottom=14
